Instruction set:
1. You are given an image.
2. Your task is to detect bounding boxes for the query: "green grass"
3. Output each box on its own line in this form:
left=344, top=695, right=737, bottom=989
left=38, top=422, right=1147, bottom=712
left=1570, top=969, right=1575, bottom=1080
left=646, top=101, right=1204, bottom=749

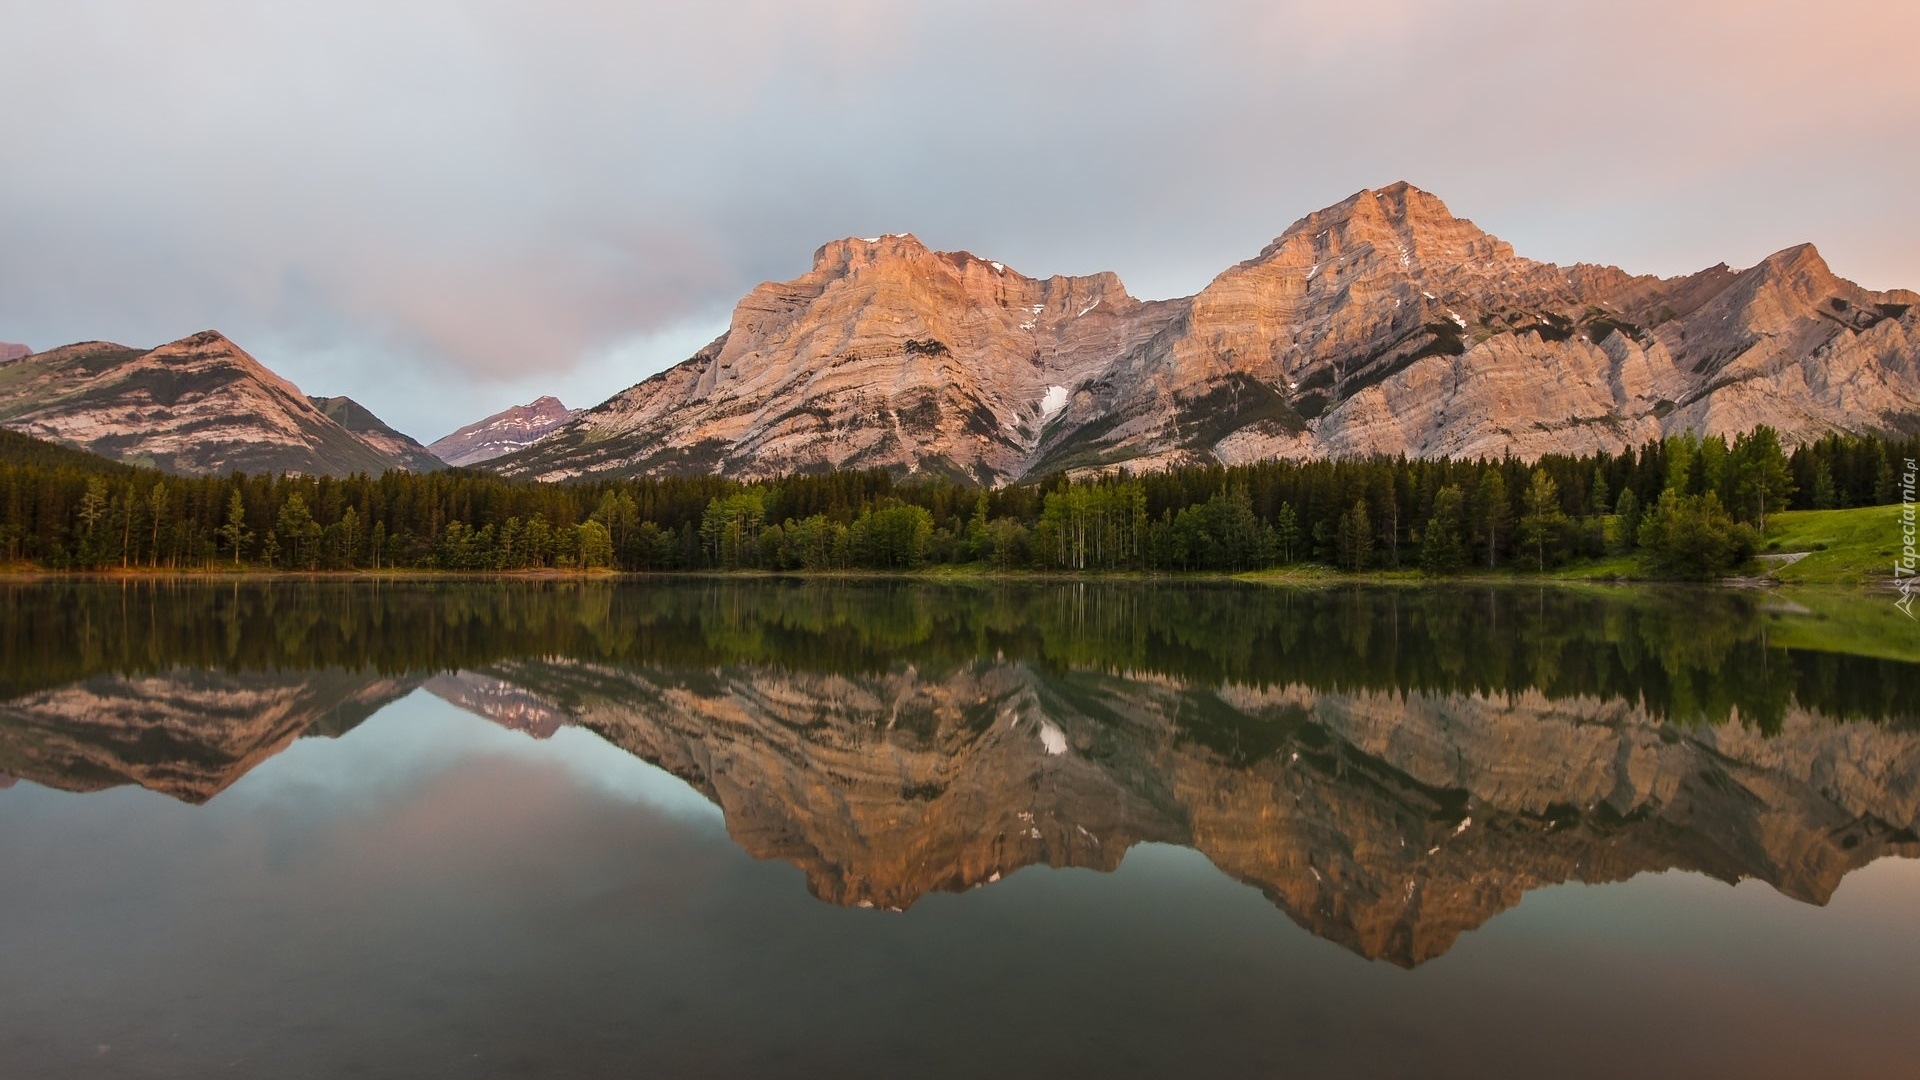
left=1762, top=505, right=1910, bottom=585
left=1234, top=505, right=1911, bottom=588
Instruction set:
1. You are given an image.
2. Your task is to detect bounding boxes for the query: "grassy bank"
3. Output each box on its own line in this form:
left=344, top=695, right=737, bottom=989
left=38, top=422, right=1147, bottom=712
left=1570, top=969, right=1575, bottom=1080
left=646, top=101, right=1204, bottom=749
left=1760, top=505, right=1911, bottom=586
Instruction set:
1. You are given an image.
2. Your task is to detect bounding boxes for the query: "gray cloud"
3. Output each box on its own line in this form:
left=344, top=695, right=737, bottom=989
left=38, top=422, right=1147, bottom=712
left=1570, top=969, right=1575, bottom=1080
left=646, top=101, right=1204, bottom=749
left=1, top=0, right=1915, bottom=440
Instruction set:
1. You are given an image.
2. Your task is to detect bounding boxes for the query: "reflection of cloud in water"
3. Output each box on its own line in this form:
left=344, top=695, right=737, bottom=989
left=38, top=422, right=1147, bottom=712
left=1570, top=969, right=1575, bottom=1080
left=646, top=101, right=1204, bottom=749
left=2, top=578, right=1918, bottom=969
left=245, top=690, right=724, bottom=826
left=5, top=612, right=1920, bottom=1075
left=7, top=651, right=1917, bottom=969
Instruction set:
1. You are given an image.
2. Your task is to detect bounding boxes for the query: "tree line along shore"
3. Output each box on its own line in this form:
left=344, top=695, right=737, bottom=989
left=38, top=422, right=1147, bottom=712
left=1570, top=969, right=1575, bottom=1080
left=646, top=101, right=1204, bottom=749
left=0, top=426, right=1913, bottom=582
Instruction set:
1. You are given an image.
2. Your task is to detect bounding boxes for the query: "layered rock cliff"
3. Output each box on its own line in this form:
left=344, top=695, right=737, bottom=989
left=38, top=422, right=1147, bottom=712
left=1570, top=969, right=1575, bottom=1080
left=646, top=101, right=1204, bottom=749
left=426, top=396, right=578, bottom=467
left=492, top=184, right=1920, bottom=482
left=0, top=331, right=439, bottom=476
left=497, top=236, right=1179, bottom=482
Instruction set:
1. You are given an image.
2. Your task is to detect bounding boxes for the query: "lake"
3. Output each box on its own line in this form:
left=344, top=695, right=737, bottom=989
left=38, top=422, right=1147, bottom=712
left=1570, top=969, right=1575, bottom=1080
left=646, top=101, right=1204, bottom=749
left=2, top=579, right=1917, bottom=1078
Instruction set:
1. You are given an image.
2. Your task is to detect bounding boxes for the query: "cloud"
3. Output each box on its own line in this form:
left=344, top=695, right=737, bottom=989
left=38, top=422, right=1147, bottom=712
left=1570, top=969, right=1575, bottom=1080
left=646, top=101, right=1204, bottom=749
left=1, top=0, right=1916, bottom=439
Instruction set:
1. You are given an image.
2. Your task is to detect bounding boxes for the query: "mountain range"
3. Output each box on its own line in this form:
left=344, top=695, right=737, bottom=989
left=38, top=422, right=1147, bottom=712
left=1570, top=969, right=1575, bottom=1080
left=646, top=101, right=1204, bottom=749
left=0, top=328, right=576, bottom=476
left=492, top=182, right=1920, bottom=482
left=0, top=331, right=443, bottom=477
left=4, top=183, right=1915, bottom=482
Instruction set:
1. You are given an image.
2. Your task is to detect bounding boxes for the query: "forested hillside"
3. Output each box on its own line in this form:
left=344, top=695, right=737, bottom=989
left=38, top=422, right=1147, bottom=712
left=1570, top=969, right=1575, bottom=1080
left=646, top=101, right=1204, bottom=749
left=0, top=427, right=1911, bottom=579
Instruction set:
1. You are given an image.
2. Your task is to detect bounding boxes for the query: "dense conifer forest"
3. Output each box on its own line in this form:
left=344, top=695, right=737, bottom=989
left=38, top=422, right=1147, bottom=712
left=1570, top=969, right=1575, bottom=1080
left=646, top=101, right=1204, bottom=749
left=0, top=426, right=1912, bottom=579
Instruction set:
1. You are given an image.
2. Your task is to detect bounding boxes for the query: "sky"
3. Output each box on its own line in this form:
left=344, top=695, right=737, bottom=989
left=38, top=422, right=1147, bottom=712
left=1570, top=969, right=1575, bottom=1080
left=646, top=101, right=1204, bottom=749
left=1, top=0, right=1916, bottom=443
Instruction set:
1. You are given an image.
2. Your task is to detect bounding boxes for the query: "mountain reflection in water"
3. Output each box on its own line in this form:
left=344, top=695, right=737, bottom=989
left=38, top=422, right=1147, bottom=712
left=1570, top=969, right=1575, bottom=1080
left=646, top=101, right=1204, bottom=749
left=1, top=579, right=1915, bottom=967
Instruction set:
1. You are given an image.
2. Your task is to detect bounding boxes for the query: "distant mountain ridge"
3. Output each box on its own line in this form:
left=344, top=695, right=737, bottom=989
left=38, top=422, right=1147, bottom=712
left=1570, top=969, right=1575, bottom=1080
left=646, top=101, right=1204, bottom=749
left=0, top=331, right=441, bottom=477
left=0, top=342, right=30, bottom=363
left=427, top=395, right=577, bottom=467
left=308, top=394, right=445, bottom=473
left=489, top=183, right=1920, bottom=483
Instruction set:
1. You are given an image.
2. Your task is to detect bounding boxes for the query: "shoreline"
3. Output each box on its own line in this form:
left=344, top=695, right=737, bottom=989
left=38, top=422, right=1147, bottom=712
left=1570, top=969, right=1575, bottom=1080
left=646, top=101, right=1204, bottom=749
left=0, top=563, right=1899, bottom=591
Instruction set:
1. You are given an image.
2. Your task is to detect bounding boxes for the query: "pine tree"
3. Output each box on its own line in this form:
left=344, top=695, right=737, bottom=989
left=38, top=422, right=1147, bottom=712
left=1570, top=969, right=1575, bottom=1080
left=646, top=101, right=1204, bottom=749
left=339, top=506, right=363, bottom=568
left=1730, top=425, right=1795, bottom=531
left=1519, top=469, right=1566, bottom=571
left=1340, top=499, right=1373, bottom=571
left=148, top=483, right=169, bottom=568
left=1273, top=502, right=1300, bottom=564
left=1811, top=462, right=1838, bottom=510
left=75, top=478, right=109, bottom=567
left=963, top=492, right=990, bottom=562
left=1418, top=485, right=1466, bottom=574
left=276, top=492, right=322, bottom=569
left=1614, top=488, right=1641, bottom=551
left=218, top=489, right=251, bottom=567
left=1473, top=470, right=1510, bottom=569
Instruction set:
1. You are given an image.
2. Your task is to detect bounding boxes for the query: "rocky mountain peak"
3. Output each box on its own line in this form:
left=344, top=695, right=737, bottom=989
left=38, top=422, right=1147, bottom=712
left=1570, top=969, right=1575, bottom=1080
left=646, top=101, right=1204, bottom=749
left=427, top=395, right=580, bottom=467
left=0, top=330, right=439, bottom=476
left=1254, top=182, right=1515, bottom=276
left=489, top=184, right=1920, bottom=482
left=0, top=342, right=31, bottom=364
left=810, top=232, right=934, bottom=274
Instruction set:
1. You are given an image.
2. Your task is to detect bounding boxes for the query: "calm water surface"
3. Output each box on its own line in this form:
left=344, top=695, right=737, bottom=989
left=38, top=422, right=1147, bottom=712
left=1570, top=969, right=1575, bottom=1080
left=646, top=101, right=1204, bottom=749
left=2, top=580, right=1917, bottom=1078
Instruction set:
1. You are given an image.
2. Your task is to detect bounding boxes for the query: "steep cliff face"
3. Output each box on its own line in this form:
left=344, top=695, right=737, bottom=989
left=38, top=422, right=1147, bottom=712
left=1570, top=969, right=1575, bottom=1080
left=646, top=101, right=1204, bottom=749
left=0, top=331, right=437, bottom=476
left=426, top=396, right=578, bottom=467
left=492, top=184, right=1920, bottom=482
left=499, top=235, right=1183, bottom=483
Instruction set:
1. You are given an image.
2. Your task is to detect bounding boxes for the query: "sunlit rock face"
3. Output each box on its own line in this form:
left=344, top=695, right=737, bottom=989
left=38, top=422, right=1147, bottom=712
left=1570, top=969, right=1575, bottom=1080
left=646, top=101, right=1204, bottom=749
left=492, top=183, right=1920, bottom=483
left=495, top=234, right=1181, bottom=484
left=0, top=331, right=439, bottom=476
